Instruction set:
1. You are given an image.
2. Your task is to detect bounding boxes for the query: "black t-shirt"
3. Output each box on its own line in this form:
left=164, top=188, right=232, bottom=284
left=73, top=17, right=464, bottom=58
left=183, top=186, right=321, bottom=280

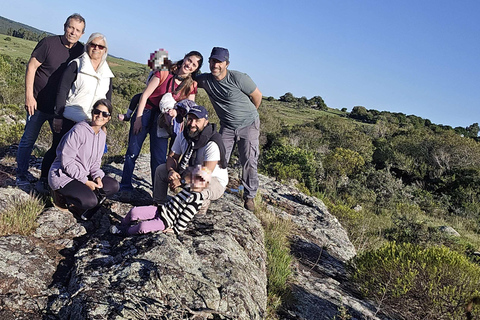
left=31, top=35, right=84, bottom=113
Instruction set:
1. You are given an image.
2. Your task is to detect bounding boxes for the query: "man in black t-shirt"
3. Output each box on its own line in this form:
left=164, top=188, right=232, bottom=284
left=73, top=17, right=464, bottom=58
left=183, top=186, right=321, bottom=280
left=16, top=13, right=85, bottom=189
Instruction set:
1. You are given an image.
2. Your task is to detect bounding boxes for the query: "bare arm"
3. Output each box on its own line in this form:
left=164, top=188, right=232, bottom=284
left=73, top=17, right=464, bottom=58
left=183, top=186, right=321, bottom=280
left=166, top=151, right=182, bottom=190
left=202, top=160, right=218, bottom=174
left=133, top=76, right=161, bottom=134
left=249, top=87, right=262, bottom=109
left=25, top=57, right=42, bottom=116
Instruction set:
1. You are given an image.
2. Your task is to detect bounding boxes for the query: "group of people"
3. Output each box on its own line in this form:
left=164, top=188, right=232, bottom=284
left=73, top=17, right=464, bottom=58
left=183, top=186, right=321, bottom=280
left=16, top=13, right=262, bottom=235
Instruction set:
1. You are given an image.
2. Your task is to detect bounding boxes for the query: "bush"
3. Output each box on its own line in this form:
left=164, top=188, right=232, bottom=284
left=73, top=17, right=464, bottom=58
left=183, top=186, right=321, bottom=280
left=262, top=141, right=319, bottom=192
left=352, top=242, right=480, bottom=320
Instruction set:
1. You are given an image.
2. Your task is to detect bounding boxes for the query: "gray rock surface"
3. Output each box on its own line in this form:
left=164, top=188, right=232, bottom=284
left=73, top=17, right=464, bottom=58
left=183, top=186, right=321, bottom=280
left=259, top=175, right=387, bottom=320
left=0, top=153, right=390, bottom=320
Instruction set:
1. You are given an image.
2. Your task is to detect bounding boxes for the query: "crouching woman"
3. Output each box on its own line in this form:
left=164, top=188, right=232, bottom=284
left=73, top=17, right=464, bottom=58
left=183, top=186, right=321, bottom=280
left=48, top=99, right=119, bottom=219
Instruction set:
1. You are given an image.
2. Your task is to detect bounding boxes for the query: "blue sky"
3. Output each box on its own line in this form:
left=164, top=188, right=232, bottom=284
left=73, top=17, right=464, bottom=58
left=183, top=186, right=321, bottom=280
left=2, top=0, right=479, bottom=128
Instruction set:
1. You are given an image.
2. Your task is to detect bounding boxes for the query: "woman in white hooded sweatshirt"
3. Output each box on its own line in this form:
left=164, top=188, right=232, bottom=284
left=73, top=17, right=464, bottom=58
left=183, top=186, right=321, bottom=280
left=38, top=32, right=114, bottom=187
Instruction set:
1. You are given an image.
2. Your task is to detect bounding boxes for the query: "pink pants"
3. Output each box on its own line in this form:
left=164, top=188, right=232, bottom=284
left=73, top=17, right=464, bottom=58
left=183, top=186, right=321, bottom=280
left=120, top=205, right=165, bottom=235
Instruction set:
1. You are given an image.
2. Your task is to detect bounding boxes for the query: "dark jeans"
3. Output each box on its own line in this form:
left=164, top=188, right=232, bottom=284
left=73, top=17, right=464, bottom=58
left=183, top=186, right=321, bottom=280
left=40, top=117, right=76, bottom=178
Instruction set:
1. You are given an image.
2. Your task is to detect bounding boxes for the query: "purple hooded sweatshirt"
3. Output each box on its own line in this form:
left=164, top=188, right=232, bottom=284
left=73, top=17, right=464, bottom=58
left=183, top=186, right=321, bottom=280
left=48, top=121, right=106, bottom=190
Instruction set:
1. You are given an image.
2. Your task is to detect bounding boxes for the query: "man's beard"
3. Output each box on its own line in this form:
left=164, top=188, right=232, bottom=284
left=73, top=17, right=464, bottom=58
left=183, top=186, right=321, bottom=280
left=186, top=125, right=201, bottom=139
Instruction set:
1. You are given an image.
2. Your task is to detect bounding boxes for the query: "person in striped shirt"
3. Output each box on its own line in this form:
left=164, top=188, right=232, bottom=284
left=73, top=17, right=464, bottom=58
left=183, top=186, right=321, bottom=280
left=110, top=165, right=210, bottom=235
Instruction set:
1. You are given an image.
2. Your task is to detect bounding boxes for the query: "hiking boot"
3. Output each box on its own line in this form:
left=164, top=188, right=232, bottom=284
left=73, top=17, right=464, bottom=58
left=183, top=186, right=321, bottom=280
left=244, top=198, right=255, bottom=212
left=197, top=199, right=211, bottom=215
left=15, top=175, right=30, bottom=187
left=35, top=177, right=50, bottom=195
left=52, top=190, right=69, bottom=212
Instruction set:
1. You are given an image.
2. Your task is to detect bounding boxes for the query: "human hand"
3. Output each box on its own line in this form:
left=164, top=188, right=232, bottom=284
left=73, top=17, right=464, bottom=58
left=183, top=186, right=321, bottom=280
left=168, top=169, right=181, bottom=181
left=133, top=116, right=143, bottom=134
left=85, top=180, right=99, bottom=191
left=94, top=177, right=103, bottom=189
left=25, top=95, right=37, bottom=116
left=53, top=118, right=63, bottom=133
left=168, top=178, right=181, bottom=191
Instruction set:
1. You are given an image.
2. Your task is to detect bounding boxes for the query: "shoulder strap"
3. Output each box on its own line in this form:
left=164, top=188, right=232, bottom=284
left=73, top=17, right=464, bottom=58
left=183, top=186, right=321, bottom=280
left=158, top=70, right=169, bottom=86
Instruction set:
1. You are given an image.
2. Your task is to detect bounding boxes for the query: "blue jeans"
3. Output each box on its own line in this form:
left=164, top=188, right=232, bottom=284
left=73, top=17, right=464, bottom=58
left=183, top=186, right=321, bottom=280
left=120, top=108, right=168, bottom=190
left=16, top=109, right=54, bottom=176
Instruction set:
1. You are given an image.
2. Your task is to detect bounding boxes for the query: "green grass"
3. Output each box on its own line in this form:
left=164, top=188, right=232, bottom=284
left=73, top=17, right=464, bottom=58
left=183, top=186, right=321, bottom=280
left=252, top=193, right=294, bottom=319
left=0, top=194, right=44, bottom=236
left=0, top=33, right=35, bottom=59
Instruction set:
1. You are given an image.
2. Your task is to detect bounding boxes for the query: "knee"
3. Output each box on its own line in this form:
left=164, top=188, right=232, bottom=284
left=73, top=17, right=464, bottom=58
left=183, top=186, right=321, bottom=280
left=82, top=193, right=99, bottom=210
left=155, top=164, right=169, bottom=180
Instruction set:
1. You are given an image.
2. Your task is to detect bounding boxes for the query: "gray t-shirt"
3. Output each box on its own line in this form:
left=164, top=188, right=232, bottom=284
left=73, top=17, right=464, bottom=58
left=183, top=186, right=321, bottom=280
left=196, top=70, right=259, bottom=130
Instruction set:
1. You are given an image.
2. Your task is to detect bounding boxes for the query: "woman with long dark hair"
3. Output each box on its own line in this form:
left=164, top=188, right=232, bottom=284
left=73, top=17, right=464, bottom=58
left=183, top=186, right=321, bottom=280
left=49, top=99, right=119, bottom=220
left=119, top=50, right=203, bottom=191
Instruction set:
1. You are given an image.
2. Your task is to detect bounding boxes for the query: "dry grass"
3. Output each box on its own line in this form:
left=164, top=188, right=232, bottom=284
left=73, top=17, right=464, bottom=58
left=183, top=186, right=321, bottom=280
left=0, top=193, right=44, bottom=236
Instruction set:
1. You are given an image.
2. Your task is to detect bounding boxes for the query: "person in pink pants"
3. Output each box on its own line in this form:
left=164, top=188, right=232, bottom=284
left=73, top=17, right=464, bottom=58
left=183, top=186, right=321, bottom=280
left=111, top=165, right=211, bottom=235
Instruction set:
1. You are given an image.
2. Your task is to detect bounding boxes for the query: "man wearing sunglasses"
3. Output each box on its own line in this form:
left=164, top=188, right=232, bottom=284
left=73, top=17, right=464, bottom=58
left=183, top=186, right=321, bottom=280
left=16, top=13, right=85, bottom=188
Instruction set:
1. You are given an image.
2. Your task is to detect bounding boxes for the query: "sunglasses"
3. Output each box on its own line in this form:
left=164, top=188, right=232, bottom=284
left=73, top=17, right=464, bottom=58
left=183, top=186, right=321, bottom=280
left=93, top=109, right=111, bottom=118
left=89, top=43, right=106, bottom=50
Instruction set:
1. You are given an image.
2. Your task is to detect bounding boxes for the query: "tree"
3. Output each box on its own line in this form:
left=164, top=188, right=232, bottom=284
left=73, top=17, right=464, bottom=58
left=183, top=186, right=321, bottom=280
left=308, top=96, right=327, bottom=110
left=279, top=92, right=295, bottom=103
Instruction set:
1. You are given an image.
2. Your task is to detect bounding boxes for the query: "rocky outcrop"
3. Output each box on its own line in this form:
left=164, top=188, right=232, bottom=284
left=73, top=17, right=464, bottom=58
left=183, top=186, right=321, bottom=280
left=259, top=175, right=387, bottom=320
left=0, top=153, right=389, bottom=319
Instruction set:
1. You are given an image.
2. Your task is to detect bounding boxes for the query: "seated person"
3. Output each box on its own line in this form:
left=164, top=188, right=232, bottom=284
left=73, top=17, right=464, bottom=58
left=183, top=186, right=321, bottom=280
left=48, top=99, right=119, bottom=220
left=153, top=104, right=228, bottom=215
left=110, top=165, right=210, bottom=235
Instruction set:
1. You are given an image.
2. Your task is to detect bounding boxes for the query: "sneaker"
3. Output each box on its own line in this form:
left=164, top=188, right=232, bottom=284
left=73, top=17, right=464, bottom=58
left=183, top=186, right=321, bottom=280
left=244, top=198, right=255, bottom=212
left=35, top=177, right=50, bottom=195
left=110, top=224, right=127, bottom=235
left=197, top=199, right=211, bottom=215
left=15, top=175, right=30, bottom=187
left=110, top=225, right=121, bottom=234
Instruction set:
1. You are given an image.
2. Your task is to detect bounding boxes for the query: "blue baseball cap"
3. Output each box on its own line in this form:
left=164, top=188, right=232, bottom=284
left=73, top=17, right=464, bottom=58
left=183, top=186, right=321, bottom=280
left=209, top=47, right=229, bottom=62
left=187, top=105, right=209, bottom=120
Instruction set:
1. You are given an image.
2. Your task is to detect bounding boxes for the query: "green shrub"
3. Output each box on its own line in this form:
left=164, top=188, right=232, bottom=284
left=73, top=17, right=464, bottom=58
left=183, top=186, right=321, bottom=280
left=352, top=242, right=480, bottom=320
left=262, top=141, right=319, bottom=191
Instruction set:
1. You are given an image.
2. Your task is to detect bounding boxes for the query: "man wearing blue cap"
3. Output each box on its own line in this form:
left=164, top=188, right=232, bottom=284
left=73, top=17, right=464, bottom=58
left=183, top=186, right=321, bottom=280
left=195, top=47, right=262, bottom=211
left=153, top=104, right=228, bottom=215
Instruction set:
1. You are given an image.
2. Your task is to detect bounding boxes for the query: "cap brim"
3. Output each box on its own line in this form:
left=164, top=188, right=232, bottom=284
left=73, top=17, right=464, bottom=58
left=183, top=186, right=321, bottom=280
left=209, top=55, right=228, bottom=62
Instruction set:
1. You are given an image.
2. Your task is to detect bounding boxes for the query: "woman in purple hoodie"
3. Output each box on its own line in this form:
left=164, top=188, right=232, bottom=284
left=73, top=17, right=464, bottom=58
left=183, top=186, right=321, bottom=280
left=48, top=99, right=119, bottom=219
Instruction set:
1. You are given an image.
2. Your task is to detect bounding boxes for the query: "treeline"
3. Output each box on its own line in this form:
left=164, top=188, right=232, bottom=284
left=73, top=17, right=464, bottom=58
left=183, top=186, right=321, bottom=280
left=265, top=92, right=328, bottom=110
left=349, top=105, right=479, bottom=139
left=5, top=27, right=48, bottom=42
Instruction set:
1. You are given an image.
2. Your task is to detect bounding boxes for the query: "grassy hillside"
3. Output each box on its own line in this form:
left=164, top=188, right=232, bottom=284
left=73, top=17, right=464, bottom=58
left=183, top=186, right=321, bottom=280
left=0, top=32, right=148, bottom=75
left=0, top=16, right=53, bottom=38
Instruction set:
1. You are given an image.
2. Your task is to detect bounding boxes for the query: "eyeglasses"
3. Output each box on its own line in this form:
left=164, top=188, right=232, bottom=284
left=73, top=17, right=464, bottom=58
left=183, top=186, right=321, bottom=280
left=93, top=109, right=111, bottom=118
left=89, top=43, right=106, bottom=50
